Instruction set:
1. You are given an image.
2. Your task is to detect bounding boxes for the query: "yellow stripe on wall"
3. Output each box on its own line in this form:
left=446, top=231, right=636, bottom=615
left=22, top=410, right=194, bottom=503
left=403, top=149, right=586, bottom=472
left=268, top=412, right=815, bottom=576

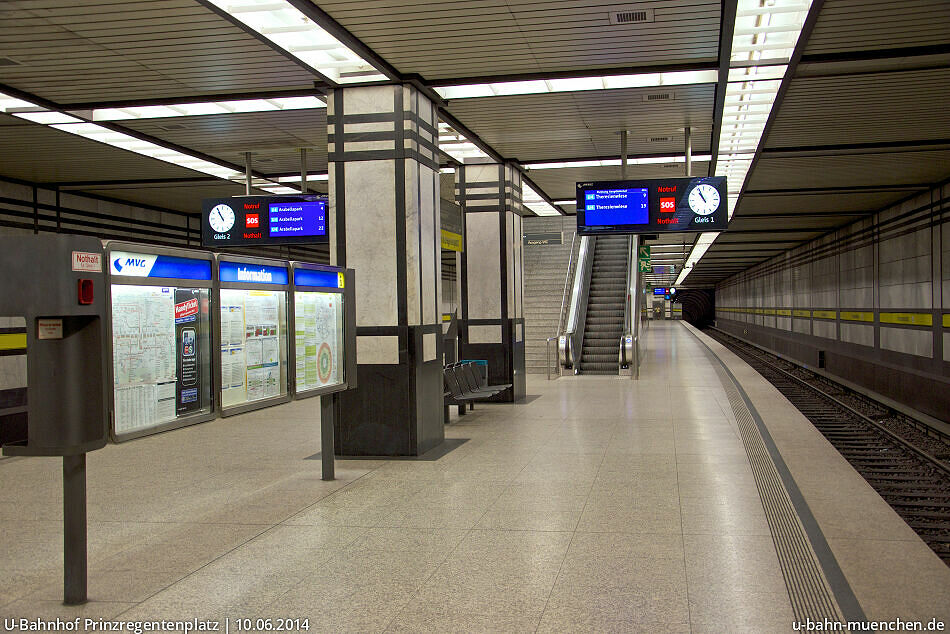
left=944, top=314, right=950, bottom=328
left=840, top=311, right=874, bottom=323
left=0, top=333, right=27, bottom=351
left=813, top=310, right=837, bottom=320
left=793, top=309, right=811, bottom=318
left=880, top=312, right=932, bottom=327
left=776, top=309, right=792, bottom=316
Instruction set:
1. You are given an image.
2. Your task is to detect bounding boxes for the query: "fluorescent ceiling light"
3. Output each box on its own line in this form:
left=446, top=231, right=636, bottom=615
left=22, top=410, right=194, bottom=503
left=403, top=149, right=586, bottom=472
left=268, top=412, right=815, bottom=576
left=14, top=111, right=82, bottom=124
left=553, top=200, right=576, bottom=205
left=277, top=174, right=330, bottom=183
left=434, top=69, right=718, bottom=99
left=439, top=122, right=491, bottom=161
left=204, top=0, right=388, bottom=84
left=91, top=96, right=325, bottom=121
left=522, top=183, right=562, bottom=216
left=524, top=154, right=711, bottom=170
left=440, top=167, right=456, bottom=174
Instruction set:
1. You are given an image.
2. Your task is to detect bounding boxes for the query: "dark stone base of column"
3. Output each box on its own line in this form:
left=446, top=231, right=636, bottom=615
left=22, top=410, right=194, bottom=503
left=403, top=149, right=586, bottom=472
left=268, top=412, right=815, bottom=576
left=334, top=325, right=445, bottom=457
left=459, top=318, right=526, bottom=403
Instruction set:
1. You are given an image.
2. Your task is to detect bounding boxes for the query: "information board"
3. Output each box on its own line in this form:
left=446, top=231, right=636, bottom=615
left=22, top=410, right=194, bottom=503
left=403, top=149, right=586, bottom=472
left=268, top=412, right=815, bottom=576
left=202, top=195, right=328, bottom=248
left=577, top=177, right=728, bottom=235
left=294, top=292, right=344, bottom=392
left=220, top=289, right=287, bottom=407
left=111, top=285, right=211, bottom=434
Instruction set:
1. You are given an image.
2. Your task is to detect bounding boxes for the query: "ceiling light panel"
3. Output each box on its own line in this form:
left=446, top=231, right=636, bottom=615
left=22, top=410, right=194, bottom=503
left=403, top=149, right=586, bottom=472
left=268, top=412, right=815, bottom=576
left=524, top=155, right=712, bottom=170
left=91, top=96, right=325, bottom=121
left=205, top=0, right=388, bottom=84
left=680, top=0, right=813, bottom=286
left=434, top=69, right=719, bottom=99
left=522, top=183, right=562, bottom=217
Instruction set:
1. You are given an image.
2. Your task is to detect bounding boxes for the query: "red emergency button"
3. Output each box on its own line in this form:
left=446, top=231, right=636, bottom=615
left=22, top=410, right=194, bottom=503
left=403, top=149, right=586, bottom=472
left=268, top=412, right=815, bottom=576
left=78, top=279, right=94, bottom=305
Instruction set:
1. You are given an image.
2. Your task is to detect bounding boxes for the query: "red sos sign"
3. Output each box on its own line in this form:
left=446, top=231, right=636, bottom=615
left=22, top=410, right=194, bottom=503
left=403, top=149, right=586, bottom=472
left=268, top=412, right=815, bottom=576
left=659, top=197, right=676, bottom=213
left=245, top=213, right=259, bottom=228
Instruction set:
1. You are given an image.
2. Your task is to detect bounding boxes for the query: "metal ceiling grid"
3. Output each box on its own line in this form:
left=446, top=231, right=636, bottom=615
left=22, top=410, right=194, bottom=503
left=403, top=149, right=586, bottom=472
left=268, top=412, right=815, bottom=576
left=444, top=85, right=714, bottom=162
left=0, top=113, right=218, bottom=183
left=0, top=0, right=316, bottom=104
left=524, top=161, right=711, bottom=201
left=120, top=110, right=330, bottom=175
left=803, top=0, right=950, bottom=55
left=315, top=0, right=720, bottom=80
left=764, top=68, right=950, bottom=149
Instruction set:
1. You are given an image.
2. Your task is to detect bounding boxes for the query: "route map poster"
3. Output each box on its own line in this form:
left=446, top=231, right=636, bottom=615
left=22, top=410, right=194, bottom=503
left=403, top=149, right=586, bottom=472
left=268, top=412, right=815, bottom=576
left=112, top=285, right=211, bottom=434
left=294, top=292, right=344, bottom=392
left=220, top=289, right=286, bottom=407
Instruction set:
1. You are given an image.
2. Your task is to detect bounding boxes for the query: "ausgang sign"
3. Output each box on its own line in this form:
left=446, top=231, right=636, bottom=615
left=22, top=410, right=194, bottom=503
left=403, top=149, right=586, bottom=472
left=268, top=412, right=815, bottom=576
left=523, top=232, right=563, bottom=246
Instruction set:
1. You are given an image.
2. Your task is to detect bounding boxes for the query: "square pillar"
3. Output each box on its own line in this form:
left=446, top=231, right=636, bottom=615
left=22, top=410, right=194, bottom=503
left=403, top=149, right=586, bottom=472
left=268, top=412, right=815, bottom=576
left=328, top=83, right=444, bottom=456
left=457, top=161, right=526, bottom=402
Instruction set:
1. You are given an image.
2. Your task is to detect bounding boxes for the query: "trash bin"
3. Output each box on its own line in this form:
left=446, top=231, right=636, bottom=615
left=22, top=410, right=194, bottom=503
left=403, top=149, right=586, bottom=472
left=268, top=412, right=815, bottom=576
left=459, top=359, right=488, bottom=387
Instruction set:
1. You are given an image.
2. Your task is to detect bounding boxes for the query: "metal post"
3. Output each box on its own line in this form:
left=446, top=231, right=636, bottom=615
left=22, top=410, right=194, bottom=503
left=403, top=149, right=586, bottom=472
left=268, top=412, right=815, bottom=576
left=320, top=393, right=336, bottom=480
left=299, top=148, right=308, bottom=194
left=684, top=126, right=692, bottom=177
left=55, top=186, right=62, bottom=233
left=244, top=152, right=253, bottom=195
left=620, top=130, right=629, bottom=180
left=32, top=185, right=38, bottom=234
left=63, top=453, right=87, bottom=605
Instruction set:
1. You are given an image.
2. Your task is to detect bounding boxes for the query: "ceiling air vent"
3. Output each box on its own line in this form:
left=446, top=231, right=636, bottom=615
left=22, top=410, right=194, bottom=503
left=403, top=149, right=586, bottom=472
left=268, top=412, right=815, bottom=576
left=648, top=136, right=673, bottom=143
left=158, top=123, right=187, bottom=131
left=609, top=7, right=654, bottom=25
left=0, top=57, right=21, bottom=67
left=643, top=92, right=674, bottom=102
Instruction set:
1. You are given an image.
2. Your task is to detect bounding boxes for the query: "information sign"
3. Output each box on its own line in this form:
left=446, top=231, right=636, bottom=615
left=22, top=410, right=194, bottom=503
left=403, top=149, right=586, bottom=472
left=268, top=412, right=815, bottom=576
left=219, top=289, right=287, bottom=407
left=577, top=177, right=728, bottom=235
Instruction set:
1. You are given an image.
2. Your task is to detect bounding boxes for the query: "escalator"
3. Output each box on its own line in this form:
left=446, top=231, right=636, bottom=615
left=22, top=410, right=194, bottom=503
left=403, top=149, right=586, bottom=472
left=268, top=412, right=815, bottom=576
left=579, top=235, right=628, bottom=374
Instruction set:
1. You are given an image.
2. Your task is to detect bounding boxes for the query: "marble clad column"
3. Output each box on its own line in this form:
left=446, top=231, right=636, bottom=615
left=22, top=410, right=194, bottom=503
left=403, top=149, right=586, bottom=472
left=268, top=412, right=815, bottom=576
left=328, top=83, right=444, bottom=456
left=457, top=161, right=527, bottom=402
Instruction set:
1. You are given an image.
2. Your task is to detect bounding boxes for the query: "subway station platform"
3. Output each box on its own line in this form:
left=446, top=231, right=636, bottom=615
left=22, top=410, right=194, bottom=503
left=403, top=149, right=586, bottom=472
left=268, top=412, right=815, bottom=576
left=1, top=322, right=948, bottom=632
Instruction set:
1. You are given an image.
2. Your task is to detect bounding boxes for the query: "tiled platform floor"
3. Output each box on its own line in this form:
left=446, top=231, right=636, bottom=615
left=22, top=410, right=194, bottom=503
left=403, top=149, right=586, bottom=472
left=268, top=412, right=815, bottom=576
left=0, top=322, right=946, bottom=632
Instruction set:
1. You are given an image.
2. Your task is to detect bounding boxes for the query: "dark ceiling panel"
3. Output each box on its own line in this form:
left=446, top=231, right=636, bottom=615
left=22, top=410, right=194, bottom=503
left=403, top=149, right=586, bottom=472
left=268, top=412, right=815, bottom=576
left=746, top=151, right=950, bottom=191
left=315, top=0, right=720, bottom=80
left=523, top=161, right=711, bottom=200
left=805, top=0, right=950, bottom=55
left=0, top=114, right=212, bottom=183
left=765, top=68, right=950, bottom=148
left=0, top=0, right=315, bottom=104
left=120, top=110, right=330, bottom=175
left=445, top=84, right=715, bottom=162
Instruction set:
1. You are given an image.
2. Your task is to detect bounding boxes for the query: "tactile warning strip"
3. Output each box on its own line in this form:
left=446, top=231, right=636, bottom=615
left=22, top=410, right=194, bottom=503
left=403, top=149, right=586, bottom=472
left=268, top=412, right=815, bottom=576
left=710, top=354, right=845, bottom=623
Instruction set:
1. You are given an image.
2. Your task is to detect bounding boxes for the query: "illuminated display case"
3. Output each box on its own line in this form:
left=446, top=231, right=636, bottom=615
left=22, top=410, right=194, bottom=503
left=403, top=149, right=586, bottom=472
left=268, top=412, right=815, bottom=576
left=215, top=254, right=291, bottom=415
left=290, top=262, right=355, bottom=398
left=104, top=242, right=215, bottom=442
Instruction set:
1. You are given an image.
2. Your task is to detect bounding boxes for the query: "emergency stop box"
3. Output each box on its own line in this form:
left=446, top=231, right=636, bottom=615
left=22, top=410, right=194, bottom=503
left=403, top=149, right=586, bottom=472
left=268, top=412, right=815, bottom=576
left=0, top=235, right=108, bottom=456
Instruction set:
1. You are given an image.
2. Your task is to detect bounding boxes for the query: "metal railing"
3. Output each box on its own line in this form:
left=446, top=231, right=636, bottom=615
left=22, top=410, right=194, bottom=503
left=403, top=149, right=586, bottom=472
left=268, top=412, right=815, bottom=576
left=562, top=235, right=593, bottom=371
left=555, top=231, right=578, bottom=338
left=545, top=337, right=560, bottom=380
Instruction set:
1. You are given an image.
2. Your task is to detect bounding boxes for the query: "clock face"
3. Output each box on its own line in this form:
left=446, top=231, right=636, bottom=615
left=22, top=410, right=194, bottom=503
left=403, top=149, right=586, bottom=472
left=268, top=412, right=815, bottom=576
left=687, top=184, right=721, bottom=216
left=209, top=204, right=235, bottom=233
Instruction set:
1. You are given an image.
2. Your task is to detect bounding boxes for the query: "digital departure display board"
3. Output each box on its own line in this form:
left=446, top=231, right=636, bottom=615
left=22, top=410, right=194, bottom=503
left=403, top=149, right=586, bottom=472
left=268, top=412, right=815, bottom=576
left=577, top=177, right=728, bottom=235
left=201, top=195, right=328, bottom=248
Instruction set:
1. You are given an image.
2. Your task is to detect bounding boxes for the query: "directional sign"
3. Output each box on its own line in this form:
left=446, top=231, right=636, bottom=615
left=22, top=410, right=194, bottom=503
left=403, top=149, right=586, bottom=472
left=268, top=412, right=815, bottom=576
left=638, top=260, right=651, bottom=273
left=638, top=245, right=650, bottom=259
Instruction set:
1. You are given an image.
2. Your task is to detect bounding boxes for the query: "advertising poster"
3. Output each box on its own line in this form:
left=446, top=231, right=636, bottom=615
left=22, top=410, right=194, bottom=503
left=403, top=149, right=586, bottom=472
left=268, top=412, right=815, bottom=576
left=294, top=291, right=343, bottom=392
left=174, top=288, right=202, bottom=416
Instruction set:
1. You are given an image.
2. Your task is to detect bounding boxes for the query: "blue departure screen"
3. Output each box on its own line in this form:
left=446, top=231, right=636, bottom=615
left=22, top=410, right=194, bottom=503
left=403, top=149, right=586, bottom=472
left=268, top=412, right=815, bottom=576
left=583, top=188, right=649, bottom=226
left=268, top=201, right=327, bottom=237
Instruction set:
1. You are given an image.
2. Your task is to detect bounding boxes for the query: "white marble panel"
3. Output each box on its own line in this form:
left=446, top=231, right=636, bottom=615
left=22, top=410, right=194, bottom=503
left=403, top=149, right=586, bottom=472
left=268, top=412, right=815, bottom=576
left=342, top=140, right=395, bottom=152
left=881, top=327, right=933, bottom=357
left=423, top=332, right=437, bottom=362
left=344, top=85, right=396, bottom=115
left=344, top=121, right=395, bottom=134
left=469, top=325, right=501, bottom=343
left=344, top=160, right=398, bottom=327
left=404, top=160, right=421, bottom=326
left=514, top=214, right=524, bottom=319
left=841, top=323, right=874, bottom=347
left=515, top=322, right=523, bottom=342
left=465, top=163, right=500, bottom=184
left=813, top=320, right=836, bottom=339
left=465, top=212, right=501, bottom=320
left=420, top=165, right=438, bottom=325
left=357, top=336, right=400, bottom=365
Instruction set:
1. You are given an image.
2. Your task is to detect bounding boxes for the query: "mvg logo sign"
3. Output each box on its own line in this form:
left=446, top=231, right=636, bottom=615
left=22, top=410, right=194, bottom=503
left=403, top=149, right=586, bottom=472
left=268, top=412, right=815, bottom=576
left=111, top=251, right=157, bottom=277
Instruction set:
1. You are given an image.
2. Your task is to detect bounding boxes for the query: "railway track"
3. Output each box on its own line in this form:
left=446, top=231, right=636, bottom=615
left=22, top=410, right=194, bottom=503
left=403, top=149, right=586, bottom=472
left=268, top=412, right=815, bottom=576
left=704, top=327, right=950, bottom=566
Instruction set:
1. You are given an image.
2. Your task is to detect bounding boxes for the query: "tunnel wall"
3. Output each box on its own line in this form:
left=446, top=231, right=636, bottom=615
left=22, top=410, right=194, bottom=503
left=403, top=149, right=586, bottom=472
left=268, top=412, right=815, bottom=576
left=715, top=182, right=950, bottom=423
